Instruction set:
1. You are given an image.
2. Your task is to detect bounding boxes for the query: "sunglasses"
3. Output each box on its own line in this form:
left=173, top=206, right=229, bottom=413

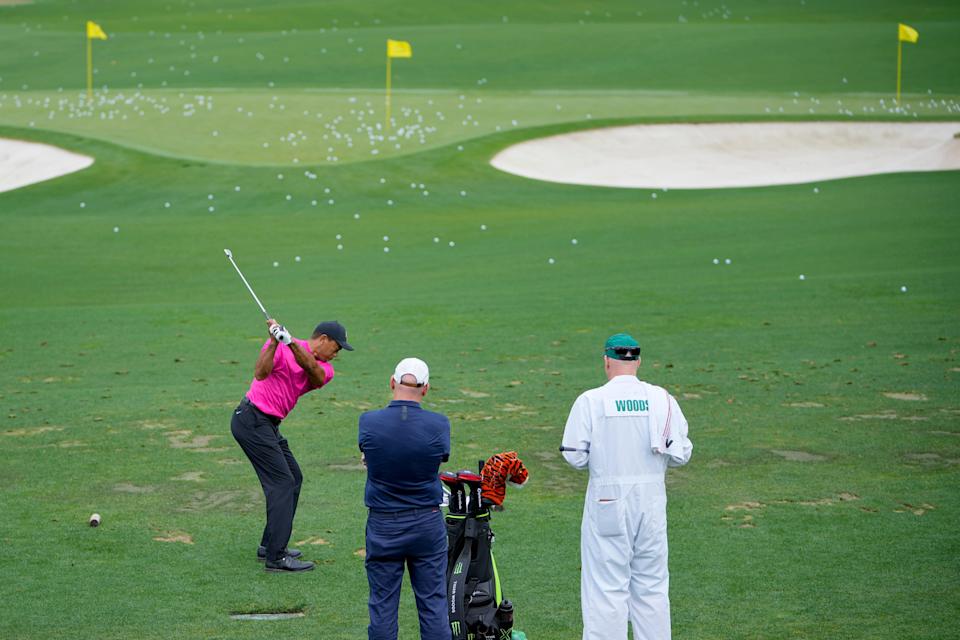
left=606, top=346, right=641, bottom=359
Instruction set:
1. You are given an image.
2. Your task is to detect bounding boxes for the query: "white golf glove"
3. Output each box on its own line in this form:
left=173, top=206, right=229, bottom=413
left=270, top=324, right=292, bottom=345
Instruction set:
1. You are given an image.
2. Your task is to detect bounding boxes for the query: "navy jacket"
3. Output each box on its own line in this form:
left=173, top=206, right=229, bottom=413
left=359, top=400, right=451, bottom=510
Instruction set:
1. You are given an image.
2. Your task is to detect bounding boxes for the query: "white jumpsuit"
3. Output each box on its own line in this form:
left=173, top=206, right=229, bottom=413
left=562, top=375, right=692, bottom=640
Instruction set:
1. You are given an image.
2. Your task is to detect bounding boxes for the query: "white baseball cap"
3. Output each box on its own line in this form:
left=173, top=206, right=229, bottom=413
left=393, top=357, right=429, bottom=386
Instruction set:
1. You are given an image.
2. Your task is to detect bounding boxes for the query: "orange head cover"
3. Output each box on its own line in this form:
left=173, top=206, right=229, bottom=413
left=480, top=451, right=529, bottom=506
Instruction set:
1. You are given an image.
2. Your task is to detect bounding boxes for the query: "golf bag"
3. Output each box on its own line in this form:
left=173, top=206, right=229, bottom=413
left=440, top=464, right=514, bottom=640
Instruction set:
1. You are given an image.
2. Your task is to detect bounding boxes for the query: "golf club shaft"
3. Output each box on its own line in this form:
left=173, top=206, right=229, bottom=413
left=224, top=249, right=271, bottom=320
left=559, top=446, right=590, bottom=453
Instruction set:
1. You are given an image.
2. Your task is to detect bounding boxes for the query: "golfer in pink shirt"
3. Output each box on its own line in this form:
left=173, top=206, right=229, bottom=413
left=231, top=319, right=353, bottom=572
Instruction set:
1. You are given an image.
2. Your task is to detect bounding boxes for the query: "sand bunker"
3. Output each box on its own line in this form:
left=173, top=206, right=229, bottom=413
left=491, top=122, right=960, bottom=189
left=0, top=138, right=93, bottom=193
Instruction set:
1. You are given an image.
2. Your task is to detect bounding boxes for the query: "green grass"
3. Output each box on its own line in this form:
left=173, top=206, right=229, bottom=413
left=1, top=1, right=959, bottom=639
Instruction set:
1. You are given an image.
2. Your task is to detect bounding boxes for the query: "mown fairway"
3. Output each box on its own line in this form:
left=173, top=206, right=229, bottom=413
left=1, top=1, right=959, bottom=639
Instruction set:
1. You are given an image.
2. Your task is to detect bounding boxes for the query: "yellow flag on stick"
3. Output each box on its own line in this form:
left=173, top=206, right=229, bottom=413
left=895, top=23, right=919, bottom=103
left=385, top=40, right=412, bottom=130
left=387, top=39, right=412, bottom=58
left=898, top=23, right=918, bottom=44
left=86, top=21, right=107, bottom=101
left=87, top=20, right=108, bottom=40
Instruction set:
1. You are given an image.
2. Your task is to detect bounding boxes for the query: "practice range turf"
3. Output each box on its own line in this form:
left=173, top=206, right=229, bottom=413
left=1, top=1, right=958, bottom=638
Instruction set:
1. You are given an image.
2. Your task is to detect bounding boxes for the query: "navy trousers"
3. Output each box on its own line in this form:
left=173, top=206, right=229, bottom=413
left=365, top=508, right=449, bottom=640
left=230, top=398, right=303, bottom=562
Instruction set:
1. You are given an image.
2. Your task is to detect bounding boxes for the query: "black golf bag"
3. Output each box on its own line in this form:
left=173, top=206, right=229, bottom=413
left=440, top=464, right=514, bottom=640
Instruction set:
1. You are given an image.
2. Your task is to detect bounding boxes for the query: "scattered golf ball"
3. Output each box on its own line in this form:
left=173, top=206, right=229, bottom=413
left=433, top=237, right=440, bottom=243
left=799, top=274, right=806, bottom=280
left=354, top=213, right=360, bottom=219
left=80, top=202, right=86, bottom=208
left=294, top=256, right=301, bottom=262
left=383, top=247, right=390, bottom=253
left=900, top=285, right=907, bottom=293
left=571, top=238, right=578, bottom=245
left=285, top=194, right=292, bottom=201
left=336, top=234, right=342, bottom=240
left=207, top=194, right=214, bottom=200
left=234, top=186, right=241, bottom=192
left=383, top=235, right=389, bottom=242
left=277, top=173, right=284, bottom=180
left=548, top=258, right=555, bottom=264
left=651, top=193, right=658, bottom=199
left=713, top=258, right=720, bottom=265
left=164, top=202, right=171, bottom=208
left=208, top=206, right=215, bottom=212
left=272, top=261, right=279, bottom=267
left=480, top=224, right=487, bottom=231
left=724, top=258, right=732, bottom=265
left=337, top=244, right=343, bottom=250
left=449, top=241, right=456, bottom=247
left=387, top=199, right=394, bottom=205
left=460, top=190, right=467, bottom=197
left=813, top=187, right=820, bottom=194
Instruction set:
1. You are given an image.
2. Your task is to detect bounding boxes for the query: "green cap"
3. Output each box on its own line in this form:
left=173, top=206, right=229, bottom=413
left=604, top=333, right=641, bottom=360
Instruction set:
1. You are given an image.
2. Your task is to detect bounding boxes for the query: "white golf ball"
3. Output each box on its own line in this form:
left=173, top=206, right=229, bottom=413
left=548, top=258, right=555, bottom=264
left=208, top=206, right=215, bottom=212
left=651, top=193, right=658, bottom=199
left=354, top=213, right=360, bottom=219
left=295, top=256, right=301, bottom=262
left=273, top=261, right=279, bottom=267
left=234, top=186, right=241, bottom=192
left=164, top=202, right=171, bottom=208
left=285, top=194, right=292, bottom=201
left=900, top=285, right=907, bottom=293
left=277, top=173, right=284, bottom=180
left=813, top=187, right=820, bottom=194
left=383, top=235, right=389, bottom=242
left=713, top=258, right=720, bottom=265
left=571, top=238, right=578, bottom=245
left=724, top=258, right=731, bottom=265
left=80, top=202, right=86, bottom=208
left=387, top=199, right=394, bottom=205
left=480, top=224, right=487, bottom=231
left=799, top=274, right=806, bottom=280
left=112, top=226, right=119, bottom=233
left=449, top=241, right=456, bottom=247
left=337, top=244, right=343, bottom=250
left=433, top=237, right=440, bottom=243
left=336, top=234, right=342, bottom=240
left=460, top=190, right=467, bottom=197
left=383, top=247, right=390, bottom=253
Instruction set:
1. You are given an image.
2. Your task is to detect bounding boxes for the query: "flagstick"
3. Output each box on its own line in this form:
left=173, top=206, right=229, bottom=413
left=385, top=54, right=392, bottom=132
left=86, top=35, right=93, bottom=101
left=896, top=39, right=902, bottom=104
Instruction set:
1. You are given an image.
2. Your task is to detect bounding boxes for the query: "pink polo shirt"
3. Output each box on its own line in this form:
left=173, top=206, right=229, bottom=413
left=246, top=339, right=335, bottom=420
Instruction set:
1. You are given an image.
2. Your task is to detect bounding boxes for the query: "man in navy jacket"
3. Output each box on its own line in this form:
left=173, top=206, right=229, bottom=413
left=359, top=357, right=451, bottom=640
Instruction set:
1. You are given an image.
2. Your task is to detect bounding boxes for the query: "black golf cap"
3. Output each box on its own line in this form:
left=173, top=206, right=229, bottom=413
left=314, top=321, right=354, bottom=351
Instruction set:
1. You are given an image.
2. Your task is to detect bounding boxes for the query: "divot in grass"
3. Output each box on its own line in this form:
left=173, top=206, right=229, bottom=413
left=153, top=532, right=194, bottom=544
left=883, top=392, right=928, bottom=401
left=770, top=450, right=827, bottom=462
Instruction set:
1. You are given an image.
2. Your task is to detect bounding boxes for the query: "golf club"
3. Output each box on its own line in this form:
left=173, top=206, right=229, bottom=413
left=223, top=249, right=290, bottom=343
left=559, top=446, right=590, bottom=453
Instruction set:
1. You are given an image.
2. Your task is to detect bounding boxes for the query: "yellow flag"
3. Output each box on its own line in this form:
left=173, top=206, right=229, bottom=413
left=87, top=20, right=108, bottom=40
left=898, top=23, right=918, bottom=44
left=387, top=39, right=412, bottom=59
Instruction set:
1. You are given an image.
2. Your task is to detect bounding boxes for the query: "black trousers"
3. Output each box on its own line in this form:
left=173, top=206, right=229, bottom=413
left=230, top=398, right=303, bottom=562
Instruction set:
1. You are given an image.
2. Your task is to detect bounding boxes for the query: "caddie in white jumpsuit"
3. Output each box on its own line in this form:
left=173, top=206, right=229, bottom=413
left=561, top=333, right=692, bottom=640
